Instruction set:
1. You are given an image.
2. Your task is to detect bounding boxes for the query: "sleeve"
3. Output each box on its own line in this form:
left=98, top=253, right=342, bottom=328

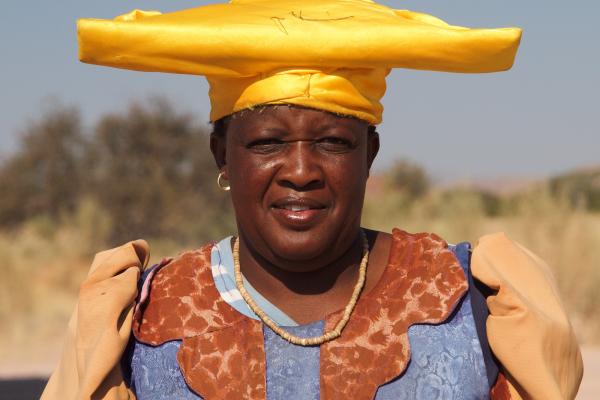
left=471, top=232, right=583, bottom=400
left=40, top=239, right=150, bottom=400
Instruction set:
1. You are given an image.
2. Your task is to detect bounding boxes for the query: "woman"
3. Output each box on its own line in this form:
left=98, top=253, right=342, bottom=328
left=43, top=1, right=583, bottom=399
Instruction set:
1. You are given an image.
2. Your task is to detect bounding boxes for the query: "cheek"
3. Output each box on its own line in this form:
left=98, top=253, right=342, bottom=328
left=327, top=155, right=369, bottom=197
left=227, top=153, right=278, bottom=200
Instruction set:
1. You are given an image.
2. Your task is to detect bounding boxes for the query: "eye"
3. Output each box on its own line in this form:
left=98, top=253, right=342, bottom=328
left=316, top=137, right=354, bottom=153
left=246, top=138, right=286, bottom=154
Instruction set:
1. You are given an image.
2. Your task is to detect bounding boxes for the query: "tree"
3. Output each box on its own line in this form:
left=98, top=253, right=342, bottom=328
left=0, top=105, right=84, bottom=225
left=0, top=97, right=236, bottom=244
left=86, top=97, right=233, bottom=244
left=387, top=159, right=430, bottom=200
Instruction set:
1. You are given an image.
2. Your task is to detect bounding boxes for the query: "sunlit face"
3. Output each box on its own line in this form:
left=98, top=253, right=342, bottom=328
left=211, top=106, right=379, bottom=271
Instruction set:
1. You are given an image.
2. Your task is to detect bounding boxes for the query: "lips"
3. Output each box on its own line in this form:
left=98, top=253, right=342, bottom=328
left=270, top=196, right=327, bottom=228
left=272, top=196, right=326, bottom=211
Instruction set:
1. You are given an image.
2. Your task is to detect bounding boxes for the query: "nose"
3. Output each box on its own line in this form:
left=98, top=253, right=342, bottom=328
left=277, top=141, right=324, bottom=190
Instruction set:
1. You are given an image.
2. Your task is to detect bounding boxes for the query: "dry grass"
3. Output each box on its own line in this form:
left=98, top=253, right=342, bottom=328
left=1, top=189, right=599, bottom=375
left=0, top=199, right=194, bottom=373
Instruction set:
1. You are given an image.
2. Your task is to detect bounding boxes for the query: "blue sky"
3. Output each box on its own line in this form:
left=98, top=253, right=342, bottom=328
left=1, top=0, right=598, bottom=180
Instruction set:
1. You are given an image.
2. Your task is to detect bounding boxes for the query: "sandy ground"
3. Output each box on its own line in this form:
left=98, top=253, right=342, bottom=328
left=0, top=347, right=598, bottom=399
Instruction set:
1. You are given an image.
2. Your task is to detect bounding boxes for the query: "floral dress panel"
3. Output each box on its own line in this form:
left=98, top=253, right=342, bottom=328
left=126, top=234, right=490, bottom=399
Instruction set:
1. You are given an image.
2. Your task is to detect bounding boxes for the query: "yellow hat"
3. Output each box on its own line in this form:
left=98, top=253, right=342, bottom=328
left=77, top=0, right=522, bottom=124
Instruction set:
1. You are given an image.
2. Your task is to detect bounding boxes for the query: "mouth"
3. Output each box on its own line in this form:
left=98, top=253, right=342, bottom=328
left=271, top=196, right=326, bottom=211
left=270, top=197, right=327, bottom=227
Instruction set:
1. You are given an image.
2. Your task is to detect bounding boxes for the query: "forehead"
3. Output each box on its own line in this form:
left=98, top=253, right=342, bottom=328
left=225, top=105, right=370, bottom=135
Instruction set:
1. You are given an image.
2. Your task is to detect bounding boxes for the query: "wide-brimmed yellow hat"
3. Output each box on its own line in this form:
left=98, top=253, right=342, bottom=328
left=78, top=0, right=522, bottom=124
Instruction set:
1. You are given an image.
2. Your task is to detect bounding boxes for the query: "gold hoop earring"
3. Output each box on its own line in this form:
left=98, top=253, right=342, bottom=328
left=217, top=172, right=231, bottom=191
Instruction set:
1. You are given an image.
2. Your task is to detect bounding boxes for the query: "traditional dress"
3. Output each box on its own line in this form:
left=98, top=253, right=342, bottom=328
left=42, top=230, right=583, bottom=399
left=124, top=232, right=495, bottom=399
left=42, top=1, right=583, bottom=398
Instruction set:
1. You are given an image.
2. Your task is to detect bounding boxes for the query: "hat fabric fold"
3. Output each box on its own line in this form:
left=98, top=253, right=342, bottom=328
left=78, top=0, right=522, bottom=123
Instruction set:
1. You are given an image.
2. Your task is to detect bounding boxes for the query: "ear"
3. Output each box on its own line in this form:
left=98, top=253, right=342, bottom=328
left=366, top=129, right=380, bottom=174
left=210, top=133, right=227, bottom=171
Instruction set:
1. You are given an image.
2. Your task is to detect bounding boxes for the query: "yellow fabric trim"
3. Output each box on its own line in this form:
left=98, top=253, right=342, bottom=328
left=472, top=233, right=584, bottom=400
left=77, top=0, right=522, bottom=123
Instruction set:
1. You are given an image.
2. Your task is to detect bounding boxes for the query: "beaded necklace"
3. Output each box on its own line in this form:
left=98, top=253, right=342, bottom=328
left=233, top=230, right=369, bottom=346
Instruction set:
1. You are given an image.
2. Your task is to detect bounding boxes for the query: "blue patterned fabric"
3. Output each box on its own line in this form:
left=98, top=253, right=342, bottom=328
left=126, top=242, right=491, bottom=399
left=264, top=321, right=323, bottom=400
left=375, top=243, right=490, bottom=399
left=129, top=340, right=201, bottom=400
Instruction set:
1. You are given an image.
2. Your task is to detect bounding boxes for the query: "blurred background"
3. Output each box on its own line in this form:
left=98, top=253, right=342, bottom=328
left=0, top=0, right=598, bottom=398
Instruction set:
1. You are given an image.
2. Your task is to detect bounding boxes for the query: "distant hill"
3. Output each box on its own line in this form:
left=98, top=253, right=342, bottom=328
left=367, top=164, right=600, bottom=213
left=463, top=166, right=600, bottom=212
left=435, top=176, right=540, bottom=196
left=548, top=166, right=600, bottom=210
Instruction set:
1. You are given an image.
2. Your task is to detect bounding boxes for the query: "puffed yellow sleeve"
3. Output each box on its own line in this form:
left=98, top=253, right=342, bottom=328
left=41, top=240, right=150, bottom=400
left=471, top=233, right=583, bottom=399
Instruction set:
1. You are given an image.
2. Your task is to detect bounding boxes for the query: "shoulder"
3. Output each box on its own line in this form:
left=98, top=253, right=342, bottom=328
left=42, top=239, right=151, bottom=400
left=471, top=232, right=565, bottom=314
left=471, top=232, right=584, bottom=399
left=367, top=227, right=469, bottom=287
left=369, top=227, right=456, bottom=255
left=132, top=242, right=244, bottom=345
left=365, top=228, right=469, bottom=316
left=146, top=243, right=214, bottom=294
left=378, top=227, right=466, bottom=272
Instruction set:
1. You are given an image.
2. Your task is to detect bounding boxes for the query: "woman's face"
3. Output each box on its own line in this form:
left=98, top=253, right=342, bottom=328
left=211, top=106, right=379, bottom=271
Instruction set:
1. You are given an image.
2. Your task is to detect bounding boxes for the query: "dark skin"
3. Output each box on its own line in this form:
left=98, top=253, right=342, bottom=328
left=210, top=106, right=391, bottom=324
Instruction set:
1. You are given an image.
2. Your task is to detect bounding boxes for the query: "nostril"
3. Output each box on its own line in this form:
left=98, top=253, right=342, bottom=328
left=279, top=178, right=325, bottom=192
left=272, top=141, right=326, bottom=190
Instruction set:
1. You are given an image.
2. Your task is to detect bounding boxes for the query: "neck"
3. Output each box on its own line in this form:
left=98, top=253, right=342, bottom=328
left=234, top=229, right=390, bottom=325
left=237, top=230, right=364, bottom=297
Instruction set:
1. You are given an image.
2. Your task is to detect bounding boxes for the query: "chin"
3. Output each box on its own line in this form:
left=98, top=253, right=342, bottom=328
left=263, top=226, right=353, bottom=269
